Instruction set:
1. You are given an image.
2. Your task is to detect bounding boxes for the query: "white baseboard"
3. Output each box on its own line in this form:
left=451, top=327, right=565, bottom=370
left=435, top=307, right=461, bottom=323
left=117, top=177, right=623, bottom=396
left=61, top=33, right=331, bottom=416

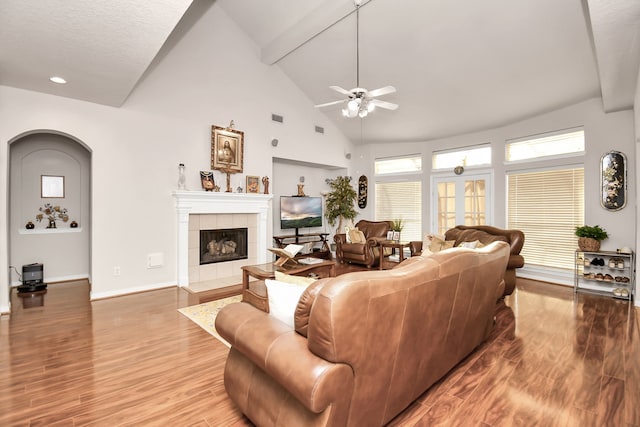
left=11, top=274, right=90, bottom=287
left=516, top=265, right=574, bottom=287
left=90, top=281, right=176, bottom=300
left=1, top=303, right=10, bottom=315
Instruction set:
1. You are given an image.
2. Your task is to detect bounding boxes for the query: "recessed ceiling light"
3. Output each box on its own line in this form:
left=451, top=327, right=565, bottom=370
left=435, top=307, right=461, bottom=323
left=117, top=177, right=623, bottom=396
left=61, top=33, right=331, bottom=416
left=50, top=76, right=67, bottom=84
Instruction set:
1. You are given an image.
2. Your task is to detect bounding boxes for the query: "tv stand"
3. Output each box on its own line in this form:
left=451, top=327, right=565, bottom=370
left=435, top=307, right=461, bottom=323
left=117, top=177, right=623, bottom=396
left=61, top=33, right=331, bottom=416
left=273, top=232, right=331, bottom=260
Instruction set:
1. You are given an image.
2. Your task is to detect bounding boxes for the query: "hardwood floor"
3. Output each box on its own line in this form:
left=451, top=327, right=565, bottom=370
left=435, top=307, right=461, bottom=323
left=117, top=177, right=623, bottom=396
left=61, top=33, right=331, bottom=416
left=0, top=277, right=638, bottom=426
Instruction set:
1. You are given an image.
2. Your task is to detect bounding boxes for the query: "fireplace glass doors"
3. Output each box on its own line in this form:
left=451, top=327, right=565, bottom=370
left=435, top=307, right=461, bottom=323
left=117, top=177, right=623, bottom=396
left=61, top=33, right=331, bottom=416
left=200, top=228, right=248, bottom=265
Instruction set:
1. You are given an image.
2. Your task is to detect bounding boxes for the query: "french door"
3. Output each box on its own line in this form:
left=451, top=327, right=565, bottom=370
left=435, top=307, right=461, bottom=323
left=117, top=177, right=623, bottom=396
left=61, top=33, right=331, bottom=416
left=431, top=173, right=492, bottom=235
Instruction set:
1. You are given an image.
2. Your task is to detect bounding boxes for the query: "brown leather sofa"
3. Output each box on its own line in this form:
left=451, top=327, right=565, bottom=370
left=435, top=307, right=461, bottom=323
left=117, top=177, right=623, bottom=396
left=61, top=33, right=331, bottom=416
left=215, top=242, right=510, bottom=427
left=333, top=219, right=391, bottom=267
left=410, top=225, right=524, bottom=296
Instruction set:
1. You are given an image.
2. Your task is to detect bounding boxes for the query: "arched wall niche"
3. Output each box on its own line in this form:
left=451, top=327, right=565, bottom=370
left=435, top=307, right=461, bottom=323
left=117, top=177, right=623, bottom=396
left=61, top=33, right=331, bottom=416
left=6, top=129, right=92, bottom=296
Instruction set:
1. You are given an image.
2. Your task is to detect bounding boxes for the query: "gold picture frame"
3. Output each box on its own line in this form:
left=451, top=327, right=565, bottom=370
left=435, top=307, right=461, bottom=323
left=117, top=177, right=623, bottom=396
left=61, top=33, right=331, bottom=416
left=246, top=175, right=260, bottom=194
left=211, top=125, right=244, bottom=173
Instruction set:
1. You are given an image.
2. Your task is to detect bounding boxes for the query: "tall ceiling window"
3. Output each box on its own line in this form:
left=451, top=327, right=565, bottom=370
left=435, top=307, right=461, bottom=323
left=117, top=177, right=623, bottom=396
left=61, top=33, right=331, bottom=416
left=506, top=127, right=584, bottom=162
left=506, top=128, right=585, bottom=270
left=432, top=144, right=491, bottom=170
left=374, top=155, right=422, bottom=242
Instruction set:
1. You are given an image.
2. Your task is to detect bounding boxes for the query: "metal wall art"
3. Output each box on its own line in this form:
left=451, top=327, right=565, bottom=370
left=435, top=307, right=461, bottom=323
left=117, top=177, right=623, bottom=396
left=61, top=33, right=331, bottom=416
left=601, top=151, right=626, bottom=211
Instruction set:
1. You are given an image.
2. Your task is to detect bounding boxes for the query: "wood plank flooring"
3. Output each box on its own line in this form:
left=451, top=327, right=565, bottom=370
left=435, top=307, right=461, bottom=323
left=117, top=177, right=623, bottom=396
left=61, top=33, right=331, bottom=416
left=0, top=277, right=638, bottom=426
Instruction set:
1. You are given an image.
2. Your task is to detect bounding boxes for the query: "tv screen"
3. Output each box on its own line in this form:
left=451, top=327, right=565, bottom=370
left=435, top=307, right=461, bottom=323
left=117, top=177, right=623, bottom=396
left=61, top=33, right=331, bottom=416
left=280, top=196, right=323, bottom=229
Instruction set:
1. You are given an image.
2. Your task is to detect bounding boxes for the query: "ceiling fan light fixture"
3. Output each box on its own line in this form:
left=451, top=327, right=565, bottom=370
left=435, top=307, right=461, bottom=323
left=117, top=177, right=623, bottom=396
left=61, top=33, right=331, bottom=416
left=314, top=0, right=398, bottom=117
left=367, top=101, right=375, bottom=113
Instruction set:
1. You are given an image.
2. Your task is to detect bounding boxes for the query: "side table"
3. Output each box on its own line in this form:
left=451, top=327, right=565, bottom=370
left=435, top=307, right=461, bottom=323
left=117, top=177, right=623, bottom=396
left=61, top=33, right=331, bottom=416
left=378, top=240, right=411, bottom=270
left=241, top=260, right=336, bottom=312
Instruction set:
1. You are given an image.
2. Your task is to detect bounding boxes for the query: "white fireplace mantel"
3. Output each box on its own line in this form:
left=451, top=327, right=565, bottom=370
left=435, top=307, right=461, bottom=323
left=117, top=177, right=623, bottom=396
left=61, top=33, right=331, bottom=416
left=173, top=191, right=273, bottom=286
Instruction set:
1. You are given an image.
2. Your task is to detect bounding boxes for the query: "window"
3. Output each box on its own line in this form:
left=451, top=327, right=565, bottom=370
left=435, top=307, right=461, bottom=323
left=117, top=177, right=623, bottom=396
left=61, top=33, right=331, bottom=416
left=375, top=181, right=422, bottom=242
left=375, top=155, right=422, bottom=241
left=432, top=144, right=491, bottom=170
left=507, top=167, right=584, bottom=270
left=506, top=128, right=584, bottom=162
left=375, top=155, right=421, bottom=175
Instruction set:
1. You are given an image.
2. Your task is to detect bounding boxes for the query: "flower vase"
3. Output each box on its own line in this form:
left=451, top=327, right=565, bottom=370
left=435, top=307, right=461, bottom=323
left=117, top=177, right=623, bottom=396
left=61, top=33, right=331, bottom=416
left=47, top=219, right=56, bottom=229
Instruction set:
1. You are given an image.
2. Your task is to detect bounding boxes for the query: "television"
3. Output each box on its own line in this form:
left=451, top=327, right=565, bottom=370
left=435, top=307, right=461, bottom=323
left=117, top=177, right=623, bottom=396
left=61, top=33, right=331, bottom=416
left=280, top=196, right=323, bottom=234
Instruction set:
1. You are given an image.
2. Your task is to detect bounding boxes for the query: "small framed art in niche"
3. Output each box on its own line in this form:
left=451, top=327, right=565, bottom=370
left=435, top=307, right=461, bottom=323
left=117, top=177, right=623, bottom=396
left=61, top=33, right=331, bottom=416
left=41, top=175, right=64, bottom=198
left=601, top=151, right=626, bottom=211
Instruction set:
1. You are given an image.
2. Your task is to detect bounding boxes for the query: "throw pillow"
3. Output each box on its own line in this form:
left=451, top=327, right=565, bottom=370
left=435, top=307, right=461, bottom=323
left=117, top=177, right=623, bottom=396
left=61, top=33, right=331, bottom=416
left=264, top=279, right=308, bottom=328
left=422, top=234, right=446, bottom=253
left=459, top=240, right=480, bottom=249
left=348, top=229, right=366, bottom=244
left=274, top=271, right=317, bottom=286
left=443, top=240, right=455, bottom=250
left=344, top=226, right=352, bottom=243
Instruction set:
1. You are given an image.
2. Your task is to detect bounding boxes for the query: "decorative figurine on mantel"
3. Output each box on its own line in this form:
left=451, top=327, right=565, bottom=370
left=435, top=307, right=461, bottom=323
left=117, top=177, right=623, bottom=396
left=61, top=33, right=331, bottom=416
left=297, top=183, right=306, bottom=197
left=262, top=176, right=270, bottom=194
left=177, top=163, right=187, bottom=190
left=200, top=171, right=215, bottom=191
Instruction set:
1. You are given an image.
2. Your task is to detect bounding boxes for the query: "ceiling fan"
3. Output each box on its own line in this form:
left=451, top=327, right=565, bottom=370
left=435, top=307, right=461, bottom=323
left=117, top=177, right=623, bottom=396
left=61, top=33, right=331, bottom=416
left=315, top=0, right=398, bottom=118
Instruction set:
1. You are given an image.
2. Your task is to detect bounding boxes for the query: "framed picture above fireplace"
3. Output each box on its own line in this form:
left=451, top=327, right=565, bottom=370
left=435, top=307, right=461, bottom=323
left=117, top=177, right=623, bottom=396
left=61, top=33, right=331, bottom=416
left=211, top=124, right=244, bottom=173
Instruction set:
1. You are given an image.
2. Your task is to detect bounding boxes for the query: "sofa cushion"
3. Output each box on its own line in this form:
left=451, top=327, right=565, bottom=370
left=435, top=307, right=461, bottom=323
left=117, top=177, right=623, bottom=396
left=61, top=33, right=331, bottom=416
left=264, top=279, right=309, bottom=328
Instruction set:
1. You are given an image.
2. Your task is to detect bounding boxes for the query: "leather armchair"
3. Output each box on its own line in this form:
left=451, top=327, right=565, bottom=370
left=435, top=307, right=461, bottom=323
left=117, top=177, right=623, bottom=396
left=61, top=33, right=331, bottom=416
left=334, top=220, right=392, bottom=268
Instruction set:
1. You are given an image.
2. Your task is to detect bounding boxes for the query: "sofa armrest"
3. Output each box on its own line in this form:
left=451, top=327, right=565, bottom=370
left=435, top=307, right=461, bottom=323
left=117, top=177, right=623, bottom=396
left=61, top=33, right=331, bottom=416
left=215, top=302, right=354, bottom=412
left=367, top=236, right=387, bottom=246
left=409, top=241, right=423, bottom=256
left=507, top=254, right=525, bottom=269
left=334, top=233, right=347, bottom=244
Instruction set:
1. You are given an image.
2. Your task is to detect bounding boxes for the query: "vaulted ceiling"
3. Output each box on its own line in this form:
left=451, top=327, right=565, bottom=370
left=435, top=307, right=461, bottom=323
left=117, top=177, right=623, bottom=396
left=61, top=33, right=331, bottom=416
left=1, top=0, right=638, bottom=144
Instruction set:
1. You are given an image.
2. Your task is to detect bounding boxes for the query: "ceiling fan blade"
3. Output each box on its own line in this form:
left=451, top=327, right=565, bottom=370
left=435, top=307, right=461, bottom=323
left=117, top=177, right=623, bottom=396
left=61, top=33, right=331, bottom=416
left=315, top=99, right=346, bottom=108
left=329, top=85, right=353, bottom=96
left=371, top=99, right=399, bottom=110
left=367, top=85, right=396, bottom=98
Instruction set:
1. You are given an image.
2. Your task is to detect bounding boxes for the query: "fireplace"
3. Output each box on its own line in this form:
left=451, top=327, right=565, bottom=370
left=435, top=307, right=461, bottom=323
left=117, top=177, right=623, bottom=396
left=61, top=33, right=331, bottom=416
left=173, top=191, right=272, bottom=287
left=200, top=228, right=248, bottom=265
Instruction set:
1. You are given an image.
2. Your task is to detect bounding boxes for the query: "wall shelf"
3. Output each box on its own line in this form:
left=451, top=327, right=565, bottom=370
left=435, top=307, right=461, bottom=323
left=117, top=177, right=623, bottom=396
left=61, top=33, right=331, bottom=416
left=18, top=227, right=83, bottom=235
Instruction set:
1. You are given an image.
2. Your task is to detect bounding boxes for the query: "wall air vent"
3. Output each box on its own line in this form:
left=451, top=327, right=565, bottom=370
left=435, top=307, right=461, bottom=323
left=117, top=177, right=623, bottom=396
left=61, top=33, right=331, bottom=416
left=271, top=114, right=284, bottom=123
left=315, top=126, right=324, bottom=134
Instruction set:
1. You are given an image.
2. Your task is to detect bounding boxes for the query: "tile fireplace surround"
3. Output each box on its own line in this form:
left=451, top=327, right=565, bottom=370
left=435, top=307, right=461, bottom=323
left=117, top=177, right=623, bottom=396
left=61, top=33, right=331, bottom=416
left=173, top=191, right=273, bottom=288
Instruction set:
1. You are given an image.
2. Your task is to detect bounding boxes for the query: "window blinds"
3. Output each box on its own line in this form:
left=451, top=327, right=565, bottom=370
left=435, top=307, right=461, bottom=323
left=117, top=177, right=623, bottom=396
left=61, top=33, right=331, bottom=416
left=507, top=167, right=584, bottom=270
left=375, top=181, right=422, bottom=242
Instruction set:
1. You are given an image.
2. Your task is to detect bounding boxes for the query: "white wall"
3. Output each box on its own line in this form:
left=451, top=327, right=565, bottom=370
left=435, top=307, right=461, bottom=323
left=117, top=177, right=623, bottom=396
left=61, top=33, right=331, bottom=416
left=0, top=3, right=352, bottom=312
left=354, top=97, right=637, bottom=303
left=9, top=133, right=91, bottom=284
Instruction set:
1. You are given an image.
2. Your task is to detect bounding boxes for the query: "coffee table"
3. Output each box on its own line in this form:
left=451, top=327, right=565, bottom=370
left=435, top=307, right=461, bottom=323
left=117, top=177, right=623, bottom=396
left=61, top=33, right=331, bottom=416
left=241, top=260, right=336, bottom=312
left=378, top=240, right=411, bottom=270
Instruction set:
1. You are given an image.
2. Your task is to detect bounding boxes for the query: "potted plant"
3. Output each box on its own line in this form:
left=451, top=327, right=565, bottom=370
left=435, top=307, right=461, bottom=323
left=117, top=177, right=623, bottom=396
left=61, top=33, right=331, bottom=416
left=391, top=219, right=404, bottom=242
left=575, top=225, right=608, bottom=251
left=325, top=176, right=358, bottom=233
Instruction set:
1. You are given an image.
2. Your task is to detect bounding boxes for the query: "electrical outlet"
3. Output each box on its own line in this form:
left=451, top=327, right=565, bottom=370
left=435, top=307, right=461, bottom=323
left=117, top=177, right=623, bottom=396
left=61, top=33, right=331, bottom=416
left=113, top=266, right=121, bottom=276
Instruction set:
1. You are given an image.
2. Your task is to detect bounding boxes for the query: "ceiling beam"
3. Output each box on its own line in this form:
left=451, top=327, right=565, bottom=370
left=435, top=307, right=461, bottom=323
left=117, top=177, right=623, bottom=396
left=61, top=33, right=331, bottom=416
left=261, top=0, right=372, bottom=65
left=586, top=0, right=640, bottom=112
